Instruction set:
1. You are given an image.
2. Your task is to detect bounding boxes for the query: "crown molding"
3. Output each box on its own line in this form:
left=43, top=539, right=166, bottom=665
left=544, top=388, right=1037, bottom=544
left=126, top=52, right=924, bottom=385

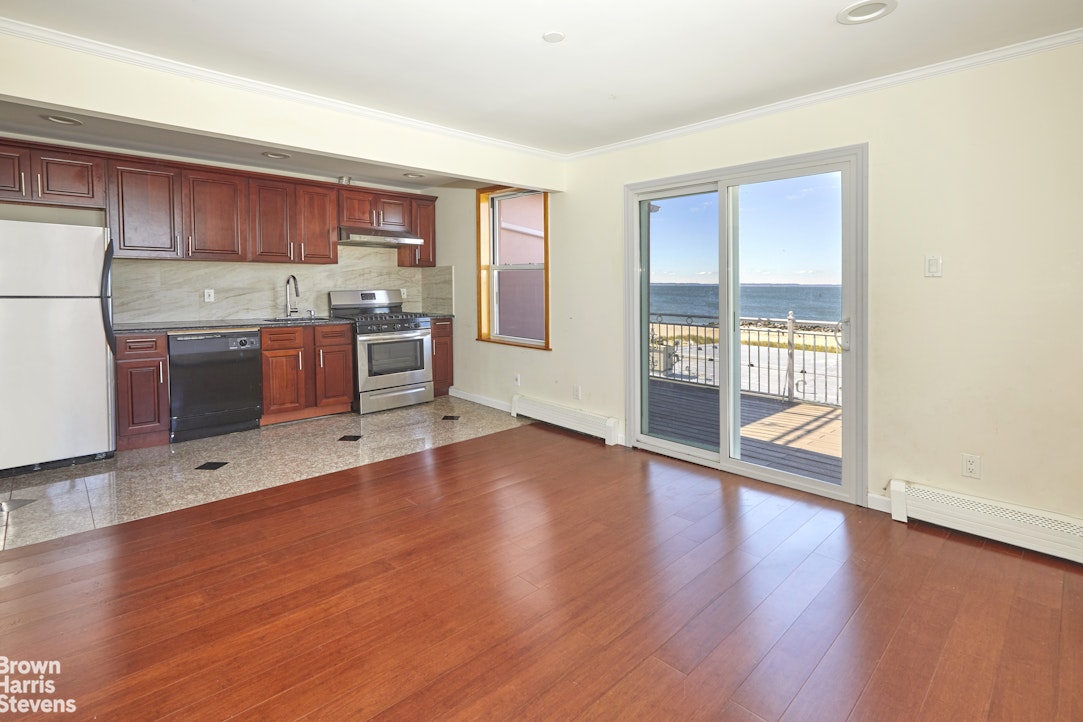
left=570, top=27, right=1083, bottom=160
left=2, top=17, right=1080, bottom=161
left=0, top=17, right=561, bottom=161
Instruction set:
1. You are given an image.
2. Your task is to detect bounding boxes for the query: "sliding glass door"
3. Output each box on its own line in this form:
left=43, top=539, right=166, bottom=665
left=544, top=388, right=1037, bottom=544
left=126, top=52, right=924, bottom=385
left=629, top=147, right=865, bottom=503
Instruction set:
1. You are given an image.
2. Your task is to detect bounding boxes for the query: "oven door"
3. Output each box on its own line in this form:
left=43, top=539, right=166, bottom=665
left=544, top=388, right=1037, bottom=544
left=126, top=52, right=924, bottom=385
left=357, top=328, right=433, bottom=393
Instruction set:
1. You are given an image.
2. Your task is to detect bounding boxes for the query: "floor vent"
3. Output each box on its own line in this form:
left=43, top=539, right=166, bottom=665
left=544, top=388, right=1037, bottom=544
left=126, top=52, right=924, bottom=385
left=890, top=479, right=1083, bottom=563
left=511, top=394, right=619, bottom=445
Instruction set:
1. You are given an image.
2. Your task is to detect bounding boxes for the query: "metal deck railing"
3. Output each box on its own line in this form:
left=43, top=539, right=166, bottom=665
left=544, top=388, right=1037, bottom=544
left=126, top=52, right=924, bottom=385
left=648, top=312, right=841, bottom=406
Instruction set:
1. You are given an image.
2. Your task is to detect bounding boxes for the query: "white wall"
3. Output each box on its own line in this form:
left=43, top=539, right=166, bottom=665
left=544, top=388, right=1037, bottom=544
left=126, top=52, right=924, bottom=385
left=445, top=43, right=1083, bottom=517
left=5, top=25, right=1081, bottom=517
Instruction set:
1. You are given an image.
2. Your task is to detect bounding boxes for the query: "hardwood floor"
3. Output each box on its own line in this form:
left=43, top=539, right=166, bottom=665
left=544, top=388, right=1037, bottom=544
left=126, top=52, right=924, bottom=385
left=1, top=424, right=1079, bottom=720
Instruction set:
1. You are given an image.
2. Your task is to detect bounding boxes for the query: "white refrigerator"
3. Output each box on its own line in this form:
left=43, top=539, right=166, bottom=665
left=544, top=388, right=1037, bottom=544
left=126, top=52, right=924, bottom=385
left=0, top=219, right=116, bottom=473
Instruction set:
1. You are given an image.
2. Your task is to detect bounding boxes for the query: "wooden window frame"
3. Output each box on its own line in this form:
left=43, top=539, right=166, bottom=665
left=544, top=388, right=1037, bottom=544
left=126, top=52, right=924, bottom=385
left=476, top=186, right=551, bottom=350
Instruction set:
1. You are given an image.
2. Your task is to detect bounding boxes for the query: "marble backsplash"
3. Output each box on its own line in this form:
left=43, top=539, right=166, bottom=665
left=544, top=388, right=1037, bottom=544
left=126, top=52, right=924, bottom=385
left=113, top=245, right=454, bottom=322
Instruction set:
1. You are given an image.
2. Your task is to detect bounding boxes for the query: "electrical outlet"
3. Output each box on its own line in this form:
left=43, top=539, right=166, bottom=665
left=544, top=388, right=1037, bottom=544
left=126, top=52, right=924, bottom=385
left=400, top=288, right=408, bottom=299
left=572, top=384, right=582, bottom=400
left=962, top=453, right=981, bottom=479
left=204, top=289, right=215, bottom=302
left=513, top=373, right=521, bottom=386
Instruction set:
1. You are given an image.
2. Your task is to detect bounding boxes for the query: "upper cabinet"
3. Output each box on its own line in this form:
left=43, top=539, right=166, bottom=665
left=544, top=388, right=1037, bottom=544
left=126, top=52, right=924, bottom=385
left=295, top=184, right=337, bottom=264
left=109, top=159, right=183, bottom=258
left=182, top=168, right=248, bottom=261
left=339, top=189, right=410, bottom=232
left=249, top=180, right=338, bottom=264
left=2, top=136, right=432, bottom=267
left=398, top=197, right=436, bottom=267
left=0, top=143, right=106, bottom=208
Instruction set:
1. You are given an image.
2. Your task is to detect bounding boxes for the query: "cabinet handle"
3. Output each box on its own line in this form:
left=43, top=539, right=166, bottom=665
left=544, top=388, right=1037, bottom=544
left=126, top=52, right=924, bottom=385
left=288, top=243, right=294, bottom=261
left=298, top=351, right=303, bottom=371
left=159, top=361, right=164, bottom=384
left=19, top=172, right=25, bottom=197
left=379, top=210, right=384, bottom=225
left=37, top=173, right=42, bottom=198
left=371, top=209, right=377, bottom=226
left=187, top=236, right=193, bottom=256
left=319, top=348, right=324, bottom=368
left=300, top=243, right=305, bottom=262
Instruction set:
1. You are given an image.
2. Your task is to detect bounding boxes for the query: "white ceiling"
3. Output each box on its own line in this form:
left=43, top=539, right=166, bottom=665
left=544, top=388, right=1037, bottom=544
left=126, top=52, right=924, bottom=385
left=1, top=0, right=1081, bottom=185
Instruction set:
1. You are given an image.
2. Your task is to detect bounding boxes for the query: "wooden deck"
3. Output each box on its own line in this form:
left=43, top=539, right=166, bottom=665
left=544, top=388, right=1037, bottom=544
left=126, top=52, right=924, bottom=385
left=646, top=378, right=842, bottom=484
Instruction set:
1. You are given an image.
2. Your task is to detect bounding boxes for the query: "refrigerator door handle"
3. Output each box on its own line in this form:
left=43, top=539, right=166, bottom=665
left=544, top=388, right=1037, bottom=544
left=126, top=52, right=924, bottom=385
left=100, top=236, right=116, bottom=356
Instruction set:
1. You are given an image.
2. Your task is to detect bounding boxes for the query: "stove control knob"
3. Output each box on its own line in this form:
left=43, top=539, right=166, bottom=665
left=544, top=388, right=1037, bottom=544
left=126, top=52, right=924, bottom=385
left=394, top=323, right=402, bottom=330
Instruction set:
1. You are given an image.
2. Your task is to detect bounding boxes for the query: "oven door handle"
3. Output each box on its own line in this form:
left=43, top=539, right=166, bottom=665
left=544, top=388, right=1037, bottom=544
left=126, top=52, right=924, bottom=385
left=359, top=329, right=431, bottom=343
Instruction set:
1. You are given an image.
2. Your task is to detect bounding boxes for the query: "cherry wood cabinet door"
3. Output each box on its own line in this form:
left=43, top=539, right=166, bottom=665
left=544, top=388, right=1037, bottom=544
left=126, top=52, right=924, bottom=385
left=262, top=348, right=306, bottom=415
left=339, top=190, right=378, bottom=229
left=249, top=178, right=294, bottom=263
left=33, top=150, right=107, bottom=207
left=109, top=160, right=183, bottom=258
left=115, top=333, right=170, bottom=449
left=340, top=190, right=409, bottom=232
left=182, top=169, right=247, bottom=260
left=296, top=184, right=337, bottom=264
left=375, top=195, right=409, bottom=231
left=0, top=144, right=31, bottom=200
left=431, top=318, right=453, bottom=396
left=0, top=145, right=106, bottom=207
left=315, top=344, right=354, bottom=407
left=314, top=324, right=354, bottom=407
left=398, top=197, right=436, bottom=267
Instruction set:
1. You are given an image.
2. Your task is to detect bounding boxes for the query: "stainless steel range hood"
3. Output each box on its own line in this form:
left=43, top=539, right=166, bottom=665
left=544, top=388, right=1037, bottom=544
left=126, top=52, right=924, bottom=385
left=338, top=227, right=424, bottom=248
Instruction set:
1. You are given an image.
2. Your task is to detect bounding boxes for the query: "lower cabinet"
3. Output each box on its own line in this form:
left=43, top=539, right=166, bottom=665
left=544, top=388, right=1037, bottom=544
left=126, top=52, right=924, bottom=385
left=261, top=323, right=354, bottom=424
left=115, top=333, right=170, bottom=450
left=431, top=318, right=454, bottom=397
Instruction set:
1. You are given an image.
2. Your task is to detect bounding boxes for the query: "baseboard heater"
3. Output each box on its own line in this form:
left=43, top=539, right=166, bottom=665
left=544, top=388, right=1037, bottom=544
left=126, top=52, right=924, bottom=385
left=511, top=394, right=619, bottom=445
left=890, top=479, right=1083, bottom=564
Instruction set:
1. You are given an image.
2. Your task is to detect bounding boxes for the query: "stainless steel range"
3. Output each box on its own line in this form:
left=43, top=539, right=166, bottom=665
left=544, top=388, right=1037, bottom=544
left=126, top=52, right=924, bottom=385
left=329, top=289, right=433, bottom=414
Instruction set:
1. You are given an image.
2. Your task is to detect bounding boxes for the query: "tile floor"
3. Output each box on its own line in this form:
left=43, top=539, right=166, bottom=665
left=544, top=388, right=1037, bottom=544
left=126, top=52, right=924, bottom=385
left=0, top=397, right=529, bottom=550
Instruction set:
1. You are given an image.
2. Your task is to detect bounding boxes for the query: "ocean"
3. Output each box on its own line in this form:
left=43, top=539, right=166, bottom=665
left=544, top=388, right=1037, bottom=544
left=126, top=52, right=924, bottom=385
left=650, top=283, right=841, bottom=322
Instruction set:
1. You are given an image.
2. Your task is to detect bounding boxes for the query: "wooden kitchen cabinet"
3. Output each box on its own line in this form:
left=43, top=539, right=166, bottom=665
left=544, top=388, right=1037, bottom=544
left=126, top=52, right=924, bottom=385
left=295, top=184, right=338, bottom=264
left=109, top=159, right=184, bottom=258
left=314, top=324, right=354, bottom=408
left=250, top=180, right=338, bottom=264
left=261, top=323, right=354, bottom=424
left=431, top=317, right=453, bottom=396
left=182, top=168, right=248, bottom=261
left=339, top=189, right=410, bottom=232
left=0, top=143, right=106, bottom=207
left=115, top=333, right=171, bottom=450
left=261, top=326, right=307, bottom=416
left=398, top=197, right=436, bottom=268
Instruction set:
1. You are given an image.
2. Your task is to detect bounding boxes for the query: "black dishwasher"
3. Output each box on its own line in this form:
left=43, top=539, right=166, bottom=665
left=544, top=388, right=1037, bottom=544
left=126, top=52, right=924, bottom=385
left=168, top=329, right=262, bottom=443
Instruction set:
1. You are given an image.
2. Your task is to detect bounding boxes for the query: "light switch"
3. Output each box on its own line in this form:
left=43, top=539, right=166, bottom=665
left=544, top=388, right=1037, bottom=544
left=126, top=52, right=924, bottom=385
left=924, top=255, right=942, bottom=278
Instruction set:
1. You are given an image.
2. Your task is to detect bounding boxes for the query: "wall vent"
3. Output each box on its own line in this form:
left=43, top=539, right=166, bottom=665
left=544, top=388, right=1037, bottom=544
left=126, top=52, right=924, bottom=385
left=890, top=479, right=1083, bottom=563
left=511, top=394, right=619, bottom=445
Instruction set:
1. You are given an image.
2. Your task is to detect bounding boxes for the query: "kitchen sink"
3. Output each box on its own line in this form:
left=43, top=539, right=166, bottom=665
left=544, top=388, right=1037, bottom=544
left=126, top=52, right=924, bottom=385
left=262, top=313, right=333, bottom=322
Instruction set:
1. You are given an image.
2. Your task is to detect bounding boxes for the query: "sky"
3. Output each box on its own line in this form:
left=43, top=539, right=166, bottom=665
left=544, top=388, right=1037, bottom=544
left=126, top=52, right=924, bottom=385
left=647, top=171, right=842, bottom=285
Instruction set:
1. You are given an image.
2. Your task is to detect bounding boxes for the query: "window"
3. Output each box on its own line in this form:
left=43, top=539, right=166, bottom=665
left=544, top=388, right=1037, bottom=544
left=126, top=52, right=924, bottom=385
left=477, top=187, right=550, bottom=348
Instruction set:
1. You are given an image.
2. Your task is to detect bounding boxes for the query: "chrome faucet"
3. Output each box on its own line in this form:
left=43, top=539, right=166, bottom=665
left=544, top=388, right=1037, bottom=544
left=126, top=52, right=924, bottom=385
left=285, top=274, right=300, bottom=316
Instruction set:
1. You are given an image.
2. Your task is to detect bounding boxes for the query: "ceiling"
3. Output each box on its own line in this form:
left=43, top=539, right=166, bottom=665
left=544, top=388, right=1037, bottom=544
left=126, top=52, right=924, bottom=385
left=1, top=0, right=1081, bottom=187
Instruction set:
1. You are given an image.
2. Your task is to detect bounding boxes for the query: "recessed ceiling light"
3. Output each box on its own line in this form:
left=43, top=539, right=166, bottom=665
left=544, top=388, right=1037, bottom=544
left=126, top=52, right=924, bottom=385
left=42, top=114, right=82, bottom=126
left=541, top=31, right=566, bottom=44
left=403, top=172, right=426, bottom=179
left=837, top=0, right=897, bottom=25
left=261, top=151, right=291, bottom=159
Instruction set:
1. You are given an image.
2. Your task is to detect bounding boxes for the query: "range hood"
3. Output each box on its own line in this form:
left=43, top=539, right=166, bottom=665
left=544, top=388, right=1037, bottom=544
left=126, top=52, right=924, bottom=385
left=338, top=227, right=424, bottom=248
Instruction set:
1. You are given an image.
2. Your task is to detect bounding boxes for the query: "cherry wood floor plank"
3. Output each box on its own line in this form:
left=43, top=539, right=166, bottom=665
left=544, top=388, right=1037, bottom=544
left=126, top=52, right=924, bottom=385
left=847, top=530, right=984, bottom=720
left=1, top=424, right=1079, bottom=720
left=775, top=523, right=949, bottom=721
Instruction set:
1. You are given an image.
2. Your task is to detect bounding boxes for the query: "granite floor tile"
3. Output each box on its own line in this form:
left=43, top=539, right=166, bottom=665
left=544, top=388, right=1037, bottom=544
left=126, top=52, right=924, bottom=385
left=1, top=397, right=529, bottom=550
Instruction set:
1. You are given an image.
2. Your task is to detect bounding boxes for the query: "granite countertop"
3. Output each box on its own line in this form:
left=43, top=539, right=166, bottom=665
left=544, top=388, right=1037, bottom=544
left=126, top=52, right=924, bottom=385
left=113, top=317, right=353, bottom=334
left=115, top=313, right=453, bottom=334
